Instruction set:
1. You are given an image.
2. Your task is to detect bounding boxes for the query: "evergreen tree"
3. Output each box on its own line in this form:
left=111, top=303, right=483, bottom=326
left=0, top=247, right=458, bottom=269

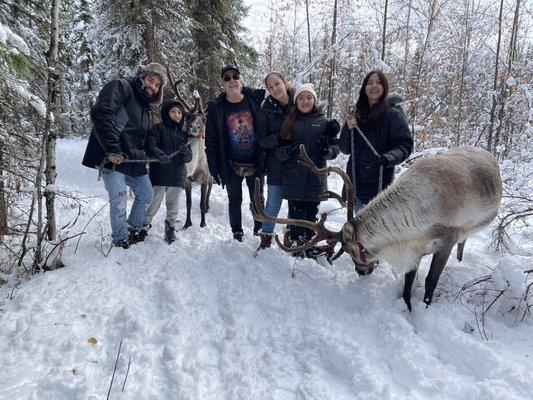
left=184, top=0, right=259, bottom=100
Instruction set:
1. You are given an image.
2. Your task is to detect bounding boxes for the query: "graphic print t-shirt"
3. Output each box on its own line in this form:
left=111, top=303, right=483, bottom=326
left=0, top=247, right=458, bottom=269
left=224, top=98, right=257, bottom=163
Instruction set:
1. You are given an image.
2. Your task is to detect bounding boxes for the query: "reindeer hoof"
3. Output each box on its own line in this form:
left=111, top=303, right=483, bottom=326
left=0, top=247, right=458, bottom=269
left=200, top=222, right=206, bottom=228
left=183, top=222, right=192, bottom=230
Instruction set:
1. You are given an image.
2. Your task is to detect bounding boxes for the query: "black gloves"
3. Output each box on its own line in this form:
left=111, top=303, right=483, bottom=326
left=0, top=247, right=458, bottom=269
left=316, top=136, right=329, bottom=157
left=158, top=154, right=171, bottom=164
left=177, top=144, right=188, bottom=154
left=326, top=119, right=340, bottom=138
left=287, top=144, right=300, bottom=157
left=372, top=155, right=389, bottom=167
left=278, top=133, right=293, bottom=146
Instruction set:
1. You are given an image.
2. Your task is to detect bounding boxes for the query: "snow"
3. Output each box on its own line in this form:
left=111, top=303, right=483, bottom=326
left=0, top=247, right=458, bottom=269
left=0, top=138, right=532, bottom=399
left=5, top=79, right=48, bottom=120
left=0, top=23, right=31, bottom=56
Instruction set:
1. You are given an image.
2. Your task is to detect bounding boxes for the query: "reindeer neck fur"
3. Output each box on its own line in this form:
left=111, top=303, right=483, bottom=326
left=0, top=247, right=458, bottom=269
left=352, top=180, right=433, bottom=273
left=350, top=147, right=502, bottom=274
left=186, top=137, right=207, bottom=179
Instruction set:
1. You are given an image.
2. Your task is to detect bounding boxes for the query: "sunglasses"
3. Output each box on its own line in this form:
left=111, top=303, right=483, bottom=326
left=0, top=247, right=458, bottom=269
left=223, top=74, right=240, bottom=82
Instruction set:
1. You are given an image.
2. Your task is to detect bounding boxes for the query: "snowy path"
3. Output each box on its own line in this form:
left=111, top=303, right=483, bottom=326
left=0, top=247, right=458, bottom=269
left=0, top=138, right=532, bottom=400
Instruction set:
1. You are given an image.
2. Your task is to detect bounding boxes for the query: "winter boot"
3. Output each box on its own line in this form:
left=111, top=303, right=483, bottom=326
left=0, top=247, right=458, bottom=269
left=164, top=220, right=177, bottom=244
left=139, top=224, right=150, bottom=241
left=233, top=230, right=244, bottom=242
left=127, top=228, right=147, bottom=245
left=114, top=239, right=131, bottom=249
left=283, top=230, right=292, bottom=249
left=259, top=233, right=272, bottom=249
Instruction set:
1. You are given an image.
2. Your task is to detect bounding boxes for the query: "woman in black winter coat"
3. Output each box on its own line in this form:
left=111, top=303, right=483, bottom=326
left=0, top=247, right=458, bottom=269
left=339, top=70, right=413, bottom=212
left=256, top=72, right=294, bottom=249
left=143, top=99, right=192, bottom=243
left=276, top=83, right=340, bottom=253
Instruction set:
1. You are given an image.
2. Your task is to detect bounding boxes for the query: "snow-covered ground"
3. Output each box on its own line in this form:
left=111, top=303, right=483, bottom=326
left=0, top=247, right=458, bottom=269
left=0, top=138, right=532, bottom=400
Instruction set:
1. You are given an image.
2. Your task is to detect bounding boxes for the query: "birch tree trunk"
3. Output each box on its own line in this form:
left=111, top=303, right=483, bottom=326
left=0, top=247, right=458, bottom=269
left=44, top=0, right=60, bottom=241
left=0, top=140, right=7, bottom=241
left=381, top=0, right=389, bottom=61
left=454, top=0, right=472, bottom=146
left=326, top=0, right=338, bottom=119
left=402, top=0, right=413, bottom=85
left=33, top=0, right=60, bottom=269
left=409, top=0, right=439, bottom=140
left=305, top=0, right=312, bottom=65
left=494, top=0, right=521, bottom=155
left=487, top=0, right=504, bottom=153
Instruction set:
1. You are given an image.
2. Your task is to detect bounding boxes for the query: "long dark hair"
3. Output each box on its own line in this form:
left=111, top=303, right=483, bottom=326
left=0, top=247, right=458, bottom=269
left=279, top=94, right=319, bottom=140
left=355, top=70, right=390, bottom=135
left=264, top=72, right=295, bottom=102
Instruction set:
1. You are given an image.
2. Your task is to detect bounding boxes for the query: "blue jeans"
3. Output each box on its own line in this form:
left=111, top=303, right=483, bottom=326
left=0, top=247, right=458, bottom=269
left=261, top=184, right=282, bottom=234
left=102, top=169, right=154, bottom=244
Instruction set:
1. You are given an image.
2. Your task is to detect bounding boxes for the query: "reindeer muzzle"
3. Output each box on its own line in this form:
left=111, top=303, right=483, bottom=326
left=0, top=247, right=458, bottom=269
left=354, top=262, right=376, bottom=276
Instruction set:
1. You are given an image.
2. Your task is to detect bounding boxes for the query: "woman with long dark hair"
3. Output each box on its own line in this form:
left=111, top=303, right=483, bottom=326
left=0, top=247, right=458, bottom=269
left=277, top=83, right=340, bottom=257
left=256, top=72, right=294, bottom=250
left=339, top=70, right=413, bottom=212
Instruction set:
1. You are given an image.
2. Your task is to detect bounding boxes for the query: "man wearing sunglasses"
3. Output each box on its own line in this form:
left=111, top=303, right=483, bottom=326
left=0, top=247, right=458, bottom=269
left=205, top=65, right=266, bottom=242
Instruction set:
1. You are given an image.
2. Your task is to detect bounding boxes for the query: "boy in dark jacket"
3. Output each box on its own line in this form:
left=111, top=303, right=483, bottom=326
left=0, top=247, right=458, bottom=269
left=144, top=100, right=192, bottom=243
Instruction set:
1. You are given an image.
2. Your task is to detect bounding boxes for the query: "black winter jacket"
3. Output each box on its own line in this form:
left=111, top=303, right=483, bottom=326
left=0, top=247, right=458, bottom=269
left=257, top=95, right=293, bottom=186
left=277, top=111, right=340, bottom=202
left=146, top=100, right=192, bottom=188
left=82, top=76, right=152, bottom=176
left=205, top=87, right=266, bottom=184
left=339, top=107, right=413, bottom=201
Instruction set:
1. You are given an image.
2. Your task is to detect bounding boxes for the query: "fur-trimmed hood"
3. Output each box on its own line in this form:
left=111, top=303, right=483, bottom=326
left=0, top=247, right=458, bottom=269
left=161, top=99, right=185, bottom=129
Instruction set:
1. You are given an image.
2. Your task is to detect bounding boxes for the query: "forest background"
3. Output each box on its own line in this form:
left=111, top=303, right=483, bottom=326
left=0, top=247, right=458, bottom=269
left=0, top=0, right=531, bottom=274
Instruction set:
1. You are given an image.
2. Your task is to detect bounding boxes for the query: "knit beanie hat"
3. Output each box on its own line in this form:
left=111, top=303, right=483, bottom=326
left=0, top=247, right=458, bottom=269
left=137, top=62, right=168, bottom=87
left=294, top=83, right=317, bottom=102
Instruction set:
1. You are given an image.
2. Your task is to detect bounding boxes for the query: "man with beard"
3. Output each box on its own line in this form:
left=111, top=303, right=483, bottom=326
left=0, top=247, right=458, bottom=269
left=82, top=62, right=167, bottom=248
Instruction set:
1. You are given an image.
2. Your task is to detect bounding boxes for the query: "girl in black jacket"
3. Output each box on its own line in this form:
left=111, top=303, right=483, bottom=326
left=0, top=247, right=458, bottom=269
left=277, top=83, right=340, bottom=254
left=143, top=100, right=192, bottom=243
left=256, top=72, right=294, bottom=249
left=339, top=70, right=413, bottom=212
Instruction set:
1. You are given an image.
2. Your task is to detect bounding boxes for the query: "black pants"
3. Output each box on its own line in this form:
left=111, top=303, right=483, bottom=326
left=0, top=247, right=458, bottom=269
left=288, top=200, right=319, bottom=242
left=225, top=169, right=263, bottom=234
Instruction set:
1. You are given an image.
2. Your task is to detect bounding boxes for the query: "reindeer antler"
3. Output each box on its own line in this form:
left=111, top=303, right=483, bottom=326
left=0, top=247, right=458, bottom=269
left=296, top=144, right=355, bottom=221
left=251, top=145, right=354, bottom=258
left=251, top=178, right=342, bottom=254
left=192, top=90, right=206, bottom=116
left=164, top=63, right=194, bottom=112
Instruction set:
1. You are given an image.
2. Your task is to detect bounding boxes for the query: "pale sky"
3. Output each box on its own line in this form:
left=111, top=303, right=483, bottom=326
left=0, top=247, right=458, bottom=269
left=243, top=0, right=269, bottom=47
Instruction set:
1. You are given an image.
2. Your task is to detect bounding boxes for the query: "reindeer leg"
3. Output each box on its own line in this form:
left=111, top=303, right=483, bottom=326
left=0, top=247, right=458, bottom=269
left=424, top=245, right=454, bottom=307
left=456, top=239, right=466, bottom=262
left=200, top=183, right=207, bottom=227
left=183, top=179, right=193, bottom=229
left=205, top=181, right=212, bottom=213
left=403, top=269, right=417, bottom=312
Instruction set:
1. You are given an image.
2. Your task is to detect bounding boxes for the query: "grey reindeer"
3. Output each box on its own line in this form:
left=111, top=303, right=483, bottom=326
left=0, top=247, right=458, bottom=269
left=166, top=66, right=213, bottom=229
left=252, top=146, right=502, bottom=311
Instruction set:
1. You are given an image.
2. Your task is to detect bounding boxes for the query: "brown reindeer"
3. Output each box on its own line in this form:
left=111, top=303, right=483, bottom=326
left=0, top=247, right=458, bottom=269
left=252, top=146, right=502, bottom=311
left=166, top=66, right=213, bottom=228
